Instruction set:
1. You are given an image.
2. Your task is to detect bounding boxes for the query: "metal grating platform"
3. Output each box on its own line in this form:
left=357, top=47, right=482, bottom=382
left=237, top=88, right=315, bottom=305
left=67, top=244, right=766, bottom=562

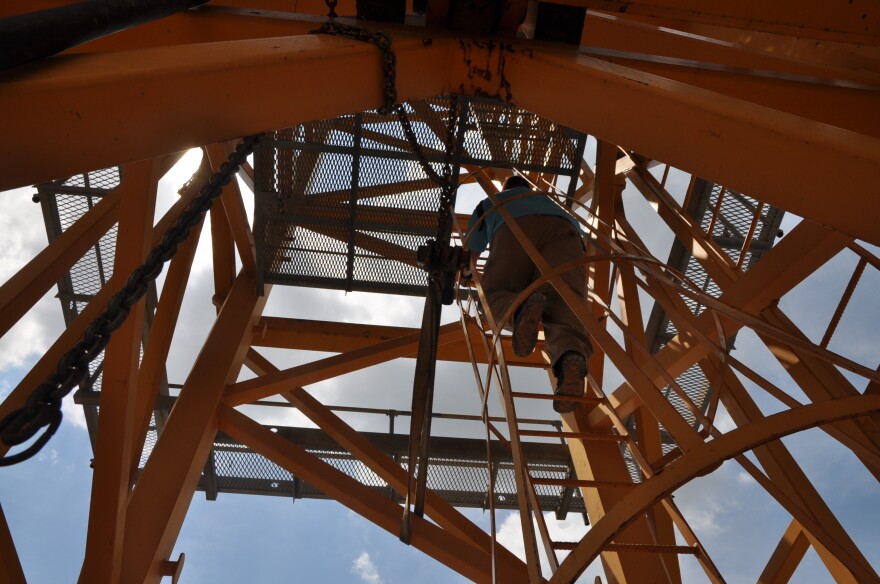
left=255, top=96, right=586, bottom=296
left=39, top=165, right=586, bottom=515
left=34, top=169, right=172, bottom=446
left=623, top=179, right=786, bottom=480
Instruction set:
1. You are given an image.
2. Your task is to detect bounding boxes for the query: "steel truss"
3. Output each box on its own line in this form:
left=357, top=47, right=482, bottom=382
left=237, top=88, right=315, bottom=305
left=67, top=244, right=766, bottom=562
left=0, top=1, right=878, bottom=583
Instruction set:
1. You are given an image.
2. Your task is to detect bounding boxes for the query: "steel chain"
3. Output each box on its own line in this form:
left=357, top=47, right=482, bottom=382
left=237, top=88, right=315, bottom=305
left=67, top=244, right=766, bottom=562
left=311, top=17, right=460, bottom=244
left=312, top=20, right=397, bottom=115
left=397, top=97, right=460, bottom=245
left=0, top=134, right=263, bottom=466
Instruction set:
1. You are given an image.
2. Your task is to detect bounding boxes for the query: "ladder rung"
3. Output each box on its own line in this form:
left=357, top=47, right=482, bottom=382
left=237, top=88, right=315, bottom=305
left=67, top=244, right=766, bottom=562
left=511, top=391, right=603, bottom=405
left=550, top=542, right=698, bottom=555
left=605, top=544, right=699, bottom=555
left=530, top=478, right=635, bottom=489
left=518, top=429, right=626, bottom=442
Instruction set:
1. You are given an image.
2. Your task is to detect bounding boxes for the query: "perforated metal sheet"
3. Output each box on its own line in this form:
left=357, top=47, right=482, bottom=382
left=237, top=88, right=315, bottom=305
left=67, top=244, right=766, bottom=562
left=255, top=96, right=586, bottom=295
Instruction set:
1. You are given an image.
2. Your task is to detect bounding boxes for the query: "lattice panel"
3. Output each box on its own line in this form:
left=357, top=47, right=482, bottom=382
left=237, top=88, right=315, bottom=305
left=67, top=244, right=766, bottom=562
left=255, top=96, right=585, bottom=296
left=185, top=430, right=587, bottom=512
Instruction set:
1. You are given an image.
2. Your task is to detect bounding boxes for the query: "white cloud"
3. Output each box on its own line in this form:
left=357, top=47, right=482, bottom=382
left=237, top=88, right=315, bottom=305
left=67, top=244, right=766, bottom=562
left=61, top=394, right=88, bottom=431
left=0, top=188, right=65, bottom=371
left=496, top=511, right=603, bottom=581
left=351, top=551, right=384, bottom=584
left=38, top=447, right=59, bottom=466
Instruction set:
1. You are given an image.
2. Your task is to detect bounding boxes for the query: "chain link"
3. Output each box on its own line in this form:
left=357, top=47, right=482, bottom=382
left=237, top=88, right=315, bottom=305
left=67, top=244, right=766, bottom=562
left=0, top=134, right=263, bottom=467
left=397, top=97, right=461, bottom=245
left=311, top=17, right=461, bottom=243
left=312, top=20, right=397, bottom=115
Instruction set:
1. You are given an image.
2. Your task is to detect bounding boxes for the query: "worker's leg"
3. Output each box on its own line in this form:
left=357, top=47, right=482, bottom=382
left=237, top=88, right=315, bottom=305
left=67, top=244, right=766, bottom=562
left=535, top=217, right=593, bottom=368
left=479, top=222, right=540, bottom=331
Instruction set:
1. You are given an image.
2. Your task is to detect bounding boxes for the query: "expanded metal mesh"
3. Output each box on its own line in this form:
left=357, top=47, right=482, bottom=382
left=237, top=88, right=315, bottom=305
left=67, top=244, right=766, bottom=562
left=255, top=97, right=585, bottom=295
left=629, top=180, right=785, bottom=480
left=37, top=169, right=123, bottom=436
left=38, top=167, right=168, bottom=470
left=183, top=430, right=585, bottom=512
left=462, top=99, right=583, bottom=172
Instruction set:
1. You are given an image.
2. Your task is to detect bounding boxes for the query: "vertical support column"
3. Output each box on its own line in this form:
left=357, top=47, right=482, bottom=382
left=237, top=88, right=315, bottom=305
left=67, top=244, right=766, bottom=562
left=0, top=501, right=26, bottom=584
left=128, top=162, right=211, bottom=480
left=617, top=259, right=682, bottom=584
left=209, top=198, right=236, bottom=304
left=347, top=113, right=363, bottom=291
left=121, top=274, right=268, bottom=584
left=586, top=140, right=619, bottom=383
left=79, top=158, right=161, bottom=583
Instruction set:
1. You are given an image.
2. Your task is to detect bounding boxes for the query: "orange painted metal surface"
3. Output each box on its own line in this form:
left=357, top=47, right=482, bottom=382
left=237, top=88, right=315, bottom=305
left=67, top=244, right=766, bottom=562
left=1, top=3, right=879, bottom=583
left=79, top=159, right=161, bottom=582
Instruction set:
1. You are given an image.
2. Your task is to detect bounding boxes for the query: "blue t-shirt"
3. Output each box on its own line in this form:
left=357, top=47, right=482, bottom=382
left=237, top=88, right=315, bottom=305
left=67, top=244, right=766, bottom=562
left=465, top=186, right=582, bottom=254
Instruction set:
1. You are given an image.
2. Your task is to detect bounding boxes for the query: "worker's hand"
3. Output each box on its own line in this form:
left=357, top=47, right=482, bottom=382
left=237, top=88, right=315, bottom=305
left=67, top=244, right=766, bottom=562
left=459, top=264, right=473, bottom=285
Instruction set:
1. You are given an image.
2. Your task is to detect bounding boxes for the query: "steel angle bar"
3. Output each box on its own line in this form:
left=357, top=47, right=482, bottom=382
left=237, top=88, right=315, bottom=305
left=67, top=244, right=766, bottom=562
left=401, top=282, right=443, bottom=542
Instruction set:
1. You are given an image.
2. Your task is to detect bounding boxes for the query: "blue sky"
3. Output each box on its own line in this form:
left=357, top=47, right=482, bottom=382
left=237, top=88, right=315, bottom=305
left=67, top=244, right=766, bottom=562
left=1, top=146, right=878, bottom=583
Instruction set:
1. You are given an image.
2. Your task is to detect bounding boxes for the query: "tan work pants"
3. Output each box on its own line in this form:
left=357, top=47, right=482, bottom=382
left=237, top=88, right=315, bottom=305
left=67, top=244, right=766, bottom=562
left=480, top=214, right=594, bottom=368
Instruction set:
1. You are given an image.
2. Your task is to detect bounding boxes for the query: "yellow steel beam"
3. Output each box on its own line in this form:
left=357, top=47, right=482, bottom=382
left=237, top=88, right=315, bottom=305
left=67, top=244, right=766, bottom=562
left=0, top=189, right=119, bottom=339
left=216, top=404, right=532, bottom=584
left=206, top=143, right=257, bottom=274
left=129, top=163, right=212, bottom=479
left=0, top=502, right=25, bottom=584
left=579, top=12, right=880, bottom=87
left=306, top=177, right=437, bottom=205
left=668, top=24, right=880, bottom=77
left=483, top=45, right=880, bottom=245
left=80, top=158, right=161, bottom=582
left=578, top=15, right=880, bottom=138
left=616, top=262, right=682, bottom=584
left=801, top=529, right=861, bottom=584
left=585, top=139, right=619, bottom=383
left=251, top=316, right=547, bottom=367
left=555, top=0, right=880, bottom=45
left=2, top=19, right=877, bottom=246
left=551, top=395, right=880, bottom=584
left=225, top=322, right=463, bottom=406
left=759, top=522, right=811, bottom=584
left=0, top=32, right=453, bottom=190
left=120, top=274, right=268, bottom=584
left=207, top=160, right=237, bottom=304
left=0, top=7, right=317, bottom=53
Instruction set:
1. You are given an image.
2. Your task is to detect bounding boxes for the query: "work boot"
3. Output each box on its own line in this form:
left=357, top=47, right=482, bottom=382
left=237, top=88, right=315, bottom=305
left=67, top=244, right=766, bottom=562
left=553, top=351, right=587, bottom=413
left=512, top=292, right=547, bottom=357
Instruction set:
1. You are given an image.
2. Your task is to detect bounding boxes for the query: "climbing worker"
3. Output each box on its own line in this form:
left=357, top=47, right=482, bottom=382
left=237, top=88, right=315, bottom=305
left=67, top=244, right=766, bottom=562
left=463, top=174, right=593, bottom=413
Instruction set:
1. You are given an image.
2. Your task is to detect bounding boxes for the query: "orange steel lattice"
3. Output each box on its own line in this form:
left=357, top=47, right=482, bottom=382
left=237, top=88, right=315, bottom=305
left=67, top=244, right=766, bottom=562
left=0, top=1, right=879, bottom=583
